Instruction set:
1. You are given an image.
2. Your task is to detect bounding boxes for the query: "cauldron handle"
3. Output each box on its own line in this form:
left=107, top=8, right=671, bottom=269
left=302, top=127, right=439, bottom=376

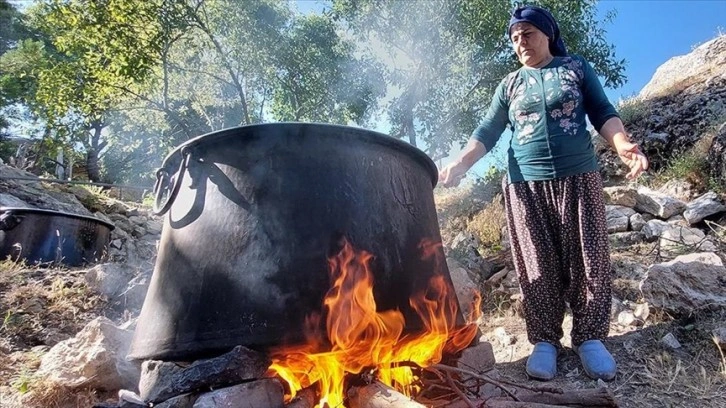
left=0, top=210, right=22, bottom=231
left=153, top=147, right=192, bottom=216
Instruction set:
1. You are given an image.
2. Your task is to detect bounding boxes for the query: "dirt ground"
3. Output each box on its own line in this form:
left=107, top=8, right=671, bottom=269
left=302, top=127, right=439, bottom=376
left=1, top=246, right=725, bottom=407
left=478, top=248, right=726, bottom=408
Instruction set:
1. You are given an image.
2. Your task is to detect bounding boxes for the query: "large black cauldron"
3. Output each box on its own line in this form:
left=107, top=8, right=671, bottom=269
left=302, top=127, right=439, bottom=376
left=129, top=123, right=461, bottom=361
left=0, top=207, right=114, bottom=266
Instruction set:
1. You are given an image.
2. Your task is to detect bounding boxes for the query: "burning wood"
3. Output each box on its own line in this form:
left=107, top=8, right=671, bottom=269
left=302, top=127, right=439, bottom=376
left=285, top=385, right=318, bottom=408
left=347, top=381, right=426, bottom=408
left=267, top=238, right=480, bottom=407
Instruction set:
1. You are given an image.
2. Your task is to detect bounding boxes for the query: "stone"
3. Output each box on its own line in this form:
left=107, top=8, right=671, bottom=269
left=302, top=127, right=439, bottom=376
left=109, top=213, right=135, bottom=234
left=85, top=263, right=137, bottom=298
left=658, top=179, right=696, bottom=202
left=684, top=192, right=726, bottom=225
left=35, top=317, right=140, bottom=390
left=192, top=379, right=284, bottom=408
left=633, top=302, right=650, bottom=322
left=642, top=219, right=670, bottom=241
left=156, top=393, right=199, bottom=408
left=640, top=253, right=726, bottom=314
left=605, top=205, right=634, bottom=233
left=118, top=390, right=147, bottom=407
left=139, top=346, right=271, bottom=403
left=456, top=342, right=496, bottom=373
left=635, top=186, right=686, bottom=219
left=617, top=310, right=636, bottom=326
left=446, top=258, right=479, bottom=320
left=603, top=186, right=638, bottom=207
left=132, top=226, right=147, bottom=238
left=146, top=219, right=163, bottom=235
left=128, top=215, right=147, bottom=226
left=660, top=226, right=718, bottom=253
left=661, top=333, right=682, bottom=349
left=0, top=193, right=31, bottom=207
left=94, top=211, right=115, bottom=225
left=449, top=231, right=495, bottom=279
left=666, top=214, right=688, bottom=226
left=609, top=231, right=645, bottom=248
left=630, top=213, right=646, bottom=232
left=639, top=36, right=726, bottom=100
left=713, top=327, right=726, bottom=350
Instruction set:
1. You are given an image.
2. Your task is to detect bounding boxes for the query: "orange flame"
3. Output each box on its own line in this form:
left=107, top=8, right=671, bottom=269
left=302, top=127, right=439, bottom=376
left=267, top=238, right=480, bottom=407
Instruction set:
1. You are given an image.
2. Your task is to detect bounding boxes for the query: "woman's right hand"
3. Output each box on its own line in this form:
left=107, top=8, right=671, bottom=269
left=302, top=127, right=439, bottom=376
left=438, top=162, right=467, bottom=188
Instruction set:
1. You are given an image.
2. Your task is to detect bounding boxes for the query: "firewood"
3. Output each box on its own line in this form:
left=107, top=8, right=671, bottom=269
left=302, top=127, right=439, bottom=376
left=482, top=401, right=567, bottom=408
left=286, top=385, right=317, bottom=408
left=347, top=381, right=426, bottom=408
left=444, top=387, right=619, bottom=408
left=513, top=387, right=618, bottom=407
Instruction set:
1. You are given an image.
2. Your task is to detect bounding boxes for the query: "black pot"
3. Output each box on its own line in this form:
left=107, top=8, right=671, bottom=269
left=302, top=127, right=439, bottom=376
left=0, top=207, right=114, bottom=266
left=129, top=123, right=460, bottom=361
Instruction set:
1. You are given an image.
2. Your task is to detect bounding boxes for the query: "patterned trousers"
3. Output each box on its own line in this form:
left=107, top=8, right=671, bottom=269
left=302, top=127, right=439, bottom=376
left=502, top=172, right=611, bottom=347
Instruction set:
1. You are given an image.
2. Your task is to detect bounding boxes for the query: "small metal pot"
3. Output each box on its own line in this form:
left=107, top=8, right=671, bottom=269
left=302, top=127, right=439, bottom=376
left=0, top=207, right=115, bottom=266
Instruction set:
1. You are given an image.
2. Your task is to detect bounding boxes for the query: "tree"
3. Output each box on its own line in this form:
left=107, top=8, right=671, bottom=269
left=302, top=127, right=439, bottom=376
left=0, top=0, right=174, bottom=181
left=332, top=0, right=626, bottom=160
left=270, top=13, right=385, bottom=123
left=0, top=0, right=34, bottom=137
left=98, top=0, right=385, bottom=184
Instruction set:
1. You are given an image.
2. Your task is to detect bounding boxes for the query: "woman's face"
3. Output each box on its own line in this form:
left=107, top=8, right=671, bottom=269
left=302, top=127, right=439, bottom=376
left=510, top=22, right=552, bottom=68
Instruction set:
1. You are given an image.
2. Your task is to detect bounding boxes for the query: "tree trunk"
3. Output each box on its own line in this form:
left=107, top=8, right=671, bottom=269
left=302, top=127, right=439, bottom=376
left=399, top=89, right=418, bottom=147
left=86, top=121, right=107, bottom=183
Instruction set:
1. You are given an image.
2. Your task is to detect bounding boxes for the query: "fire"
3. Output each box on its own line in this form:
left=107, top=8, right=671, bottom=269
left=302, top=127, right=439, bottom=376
left=268, top=238, right=480, bottom=407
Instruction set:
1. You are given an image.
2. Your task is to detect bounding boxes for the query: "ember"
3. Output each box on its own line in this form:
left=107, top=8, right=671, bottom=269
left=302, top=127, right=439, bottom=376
left=267, top=238, right=480, bottom=407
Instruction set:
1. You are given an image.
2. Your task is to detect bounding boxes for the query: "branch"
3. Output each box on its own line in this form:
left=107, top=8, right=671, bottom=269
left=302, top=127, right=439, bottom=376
left=168, top=62, right=234, bottom=87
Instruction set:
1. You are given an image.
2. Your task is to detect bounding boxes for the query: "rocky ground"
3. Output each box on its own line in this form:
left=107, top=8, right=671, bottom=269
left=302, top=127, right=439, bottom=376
left=439, top=178, right=726, bottom=408
left=0, top=163, right=724, bottom=407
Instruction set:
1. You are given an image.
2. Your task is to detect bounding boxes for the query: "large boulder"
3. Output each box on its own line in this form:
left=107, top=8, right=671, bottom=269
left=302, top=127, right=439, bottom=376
left=639, top=36, right=726, bottom=100
left=35, top=317, right=141, bottom=391
left=640, top=253, right=726, bottom=314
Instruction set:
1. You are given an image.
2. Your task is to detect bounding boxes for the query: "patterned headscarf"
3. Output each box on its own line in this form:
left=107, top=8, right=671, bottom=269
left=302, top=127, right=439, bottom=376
left=508, top=6, right=568, bottom=57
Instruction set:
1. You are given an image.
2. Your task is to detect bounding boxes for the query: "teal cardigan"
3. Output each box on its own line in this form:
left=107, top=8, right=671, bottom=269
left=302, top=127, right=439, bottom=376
left=472, top=55, right=619, bottom=182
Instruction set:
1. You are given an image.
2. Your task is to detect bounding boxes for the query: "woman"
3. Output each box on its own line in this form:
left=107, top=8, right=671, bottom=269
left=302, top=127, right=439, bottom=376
left=438, top=6, right=648, bottom=381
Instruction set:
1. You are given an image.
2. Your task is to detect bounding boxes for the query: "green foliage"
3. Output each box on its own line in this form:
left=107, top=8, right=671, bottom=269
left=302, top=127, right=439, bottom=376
left=653, top=151, right=710, bottom=192
left=332, top=0, right=627, bottom=159
left=617, top=96, right=649, bottom=126
left=533, top=0, right=626, bottom=88
left=0, top=0, right=629, bottom=186
left=0, top=0, right=34, bottom=67
left=271, top=14, right=385, bottom=123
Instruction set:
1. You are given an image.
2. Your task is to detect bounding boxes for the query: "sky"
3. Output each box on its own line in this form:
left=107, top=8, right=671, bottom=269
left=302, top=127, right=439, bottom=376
left=597, top=0, right=726, bottom=104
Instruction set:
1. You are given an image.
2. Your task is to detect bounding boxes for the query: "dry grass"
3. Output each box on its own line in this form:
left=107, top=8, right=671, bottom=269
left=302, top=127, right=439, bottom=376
left=0, top=261, right=107, bottom=408
left=4, top=376, right=108, bottom=408
left=466, top=194, right=507, bottom=257
left=645, top=112, right=725, bottom=194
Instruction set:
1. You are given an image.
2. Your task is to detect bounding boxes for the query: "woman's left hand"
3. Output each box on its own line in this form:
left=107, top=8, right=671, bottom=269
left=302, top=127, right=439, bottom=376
left=616, top=142, right=649, bottom=179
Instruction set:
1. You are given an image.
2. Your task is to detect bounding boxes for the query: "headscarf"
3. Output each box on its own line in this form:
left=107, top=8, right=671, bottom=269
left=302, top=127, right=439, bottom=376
left=508, top=6, right=568, bottom=57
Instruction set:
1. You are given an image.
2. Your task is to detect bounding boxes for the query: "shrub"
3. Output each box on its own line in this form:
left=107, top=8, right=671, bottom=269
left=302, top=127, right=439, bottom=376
left=466, top=193, right=507, bottom=257
left=617, top=96, right=649, bottom=126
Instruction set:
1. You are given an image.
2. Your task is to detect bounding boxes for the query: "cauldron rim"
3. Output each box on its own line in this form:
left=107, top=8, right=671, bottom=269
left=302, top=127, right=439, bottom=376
left=158, top=122, right=439, bottom=187
left=0, top=206, right=115, bottom=230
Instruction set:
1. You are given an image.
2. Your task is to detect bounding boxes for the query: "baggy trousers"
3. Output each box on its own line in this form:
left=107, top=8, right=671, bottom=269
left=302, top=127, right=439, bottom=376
left=502, top=171, right=611, bottom=347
